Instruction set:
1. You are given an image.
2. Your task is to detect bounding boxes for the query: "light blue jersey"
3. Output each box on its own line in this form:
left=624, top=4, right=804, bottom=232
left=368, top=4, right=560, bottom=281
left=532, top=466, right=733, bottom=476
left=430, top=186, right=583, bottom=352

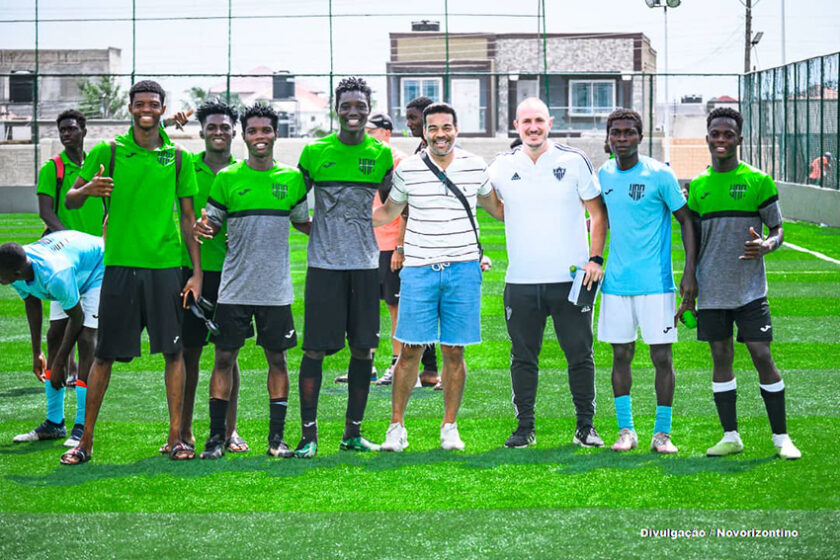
left=599, top=155, right=686, bottom=295
left=12, top=231, right=105, bottom=310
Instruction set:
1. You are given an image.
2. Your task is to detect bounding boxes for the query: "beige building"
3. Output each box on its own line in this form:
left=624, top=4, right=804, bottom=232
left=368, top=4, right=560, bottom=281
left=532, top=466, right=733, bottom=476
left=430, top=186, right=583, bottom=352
left=386, top=31, right=656, bottom=137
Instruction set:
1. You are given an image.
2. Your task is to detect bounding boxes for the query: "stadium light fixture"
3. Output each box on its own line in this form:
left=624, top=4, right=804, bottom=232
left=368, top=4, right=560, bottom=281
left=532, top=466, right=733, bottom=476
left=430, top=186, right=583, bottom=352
left=645, top=0, right=680, bottom=166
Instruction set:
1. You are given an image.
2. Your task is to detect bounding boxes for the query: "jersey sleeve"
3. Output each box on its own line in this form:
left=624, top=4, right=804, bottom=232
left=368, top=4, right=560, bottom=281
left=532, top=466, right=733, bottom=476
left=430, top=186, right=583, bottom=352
left=687, top=177, right=700, bottom=215
left=298, top=145, right=313, bottom=188
left=487, top=158, right=506, bottom=200
left=36, top=159, right=58, bottom=197
left=176, top=150, right=198, bottom=198
left=46, top=268, right=81, bottom=311
left=660, top=167, right=686, bottom=212
left=758, top=174, right=782, bottom=228
left=205, top=173, right=228, bottom=228
left=389, top=162, right=409, bottom=204
left=289, top=172, right=310, bottom=224
left=79, top=141, right=111, bottom=182
left=577, top=153, right=600, bottom=201
left=476, top=162, right=492, bottom=197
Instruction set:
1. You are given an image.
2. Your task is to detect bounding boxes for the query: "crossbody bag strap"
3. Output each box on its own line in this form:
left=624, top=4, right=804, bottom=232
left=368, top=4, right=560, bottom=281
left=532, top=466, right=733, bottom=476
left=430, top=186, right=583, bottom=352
left=419, top=151, right=483, bottom=259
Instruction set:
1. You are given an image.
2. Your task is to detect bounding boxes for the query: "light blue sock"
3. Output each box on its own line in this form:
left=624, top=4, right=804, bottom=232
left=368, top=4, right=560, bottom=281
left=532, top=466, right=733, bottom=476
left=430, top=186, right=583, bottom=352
left=74, top=384, right=87, bottom=426
left=654, top=405, right=672, bottom=434
left=45, top=382, right=65, bottom=425
left=614, top=395, right=634, bottom=431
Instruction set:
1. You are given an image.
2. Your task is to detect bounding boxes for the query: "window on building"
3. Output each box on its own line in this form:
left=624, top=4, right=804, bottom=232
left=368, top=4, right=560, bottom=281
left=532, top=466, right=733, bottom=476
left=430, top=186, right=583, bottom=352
left=9, top=72, right=35, bottom=103
left=569, top=80, right=615, bottom=116
left=400, top=77, right=442, bottom=109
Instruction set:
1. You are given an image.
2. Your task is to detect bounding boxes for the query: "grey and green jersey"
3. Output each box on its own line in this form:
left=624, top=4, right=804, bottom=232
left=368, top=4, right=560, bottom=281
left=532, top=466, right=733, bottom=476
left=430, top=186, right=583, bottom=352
left=298, top=133, right=393, bottom=270
left=206, top=160, right=308, bottom=306
left=688, top=162, right=782, bottom=309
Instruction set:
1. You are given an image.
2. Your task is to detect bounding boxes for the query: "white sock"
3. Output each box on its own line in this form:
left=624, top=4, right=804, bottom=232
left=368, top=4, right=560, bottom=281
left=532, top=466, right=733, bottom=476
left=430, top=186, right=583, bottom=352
left=772, top=433, right=790, bottom=447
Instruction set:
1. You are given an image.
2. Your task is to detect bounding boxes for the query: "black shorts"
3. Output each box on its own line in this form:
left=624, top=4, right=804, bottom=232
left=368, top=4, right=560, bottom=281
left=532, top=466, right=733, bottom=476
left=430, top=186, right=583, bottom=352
left=95, top=266, right=184, bottom=362
left=212, top=303, right=297, bottom=352
left=697, top=297, right=773, bottom=343
left=303, top=267, right=380, bottom=354
left=181, top=268, right=222, bottom=348
left=379, top=251, right=401, bottom=306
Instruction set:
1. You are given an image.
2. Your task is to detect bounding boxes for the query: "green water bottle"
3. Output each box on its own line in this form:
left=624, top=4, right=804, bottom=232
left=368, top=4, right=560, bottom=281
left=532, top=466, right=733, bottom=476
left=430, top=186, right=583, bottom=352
left=680, top=309, right=697, bottom=329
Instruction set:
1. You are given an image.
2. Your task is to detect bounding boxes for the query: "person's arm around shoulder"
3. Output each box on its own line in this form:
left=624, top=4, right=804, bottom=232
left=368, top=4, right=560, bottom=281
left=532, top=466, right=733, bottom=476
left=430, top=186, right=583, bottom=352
left=374, top=165, right=408, bottom=227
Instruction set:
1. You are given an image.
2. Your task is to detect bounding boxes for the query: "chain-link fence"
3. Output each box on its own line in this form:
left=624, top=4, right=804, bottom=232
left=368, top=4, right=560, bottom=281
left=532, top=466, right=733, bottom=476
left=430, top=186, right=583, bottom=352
left=741, top=52, right=840, bottom=189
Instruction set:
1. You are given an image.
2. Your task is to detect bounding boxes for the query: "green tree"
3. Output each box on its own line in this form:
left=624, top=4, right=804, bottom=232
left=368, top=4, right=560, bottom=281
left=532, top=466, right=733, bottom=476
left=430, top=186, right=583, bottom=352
left=183, top=86, right=244, bottom=111
left=77, top=76, right=128, bottom=119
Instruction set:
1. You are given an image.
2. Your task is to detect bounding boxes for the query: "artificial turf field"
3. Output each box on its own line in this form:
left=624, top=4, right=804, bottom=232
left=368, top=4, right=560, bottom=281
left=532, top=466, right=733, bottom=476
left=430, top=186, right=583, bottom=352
left=0, top=212, right=838, bottom=559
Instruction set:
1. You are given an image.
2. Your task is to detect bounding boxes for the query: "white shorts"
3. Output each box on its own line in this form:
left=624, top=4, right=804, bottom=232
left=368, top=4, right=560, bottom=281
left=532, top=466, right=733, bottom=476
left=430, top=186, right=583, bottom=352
left=597, top=292, right=677, bottom=345
left=48, top=286, right=100, bottom=329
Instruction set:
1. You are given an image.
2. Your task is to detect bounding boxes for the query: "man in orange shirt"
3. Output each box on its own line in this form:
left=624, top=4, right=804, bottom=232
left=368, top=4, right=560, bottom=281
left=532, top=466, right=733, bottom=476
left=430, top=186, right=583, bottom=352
left=809, top=152, right=832, bottom=185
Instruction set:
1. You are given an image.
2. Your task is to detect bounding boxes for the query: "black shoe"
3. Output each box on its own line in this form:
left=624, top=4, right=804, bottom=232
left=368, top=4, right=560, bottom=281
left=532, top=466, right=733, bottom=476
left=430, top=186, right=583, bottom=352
left=573, top=425, right=604, bottom=448
left=504, top=427, right=536, bottom=449
left=200, top=433, right=225, bottom=459
left=267, top=434, right=294, bottom=458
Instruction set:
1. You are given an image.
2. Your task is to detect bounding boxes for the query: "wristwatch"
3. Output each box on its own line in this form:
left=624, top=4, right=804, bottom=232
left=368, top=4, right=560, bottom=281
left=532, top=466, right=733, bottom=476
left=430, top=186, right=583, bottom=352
left=395, top=245, right=404, bottom=254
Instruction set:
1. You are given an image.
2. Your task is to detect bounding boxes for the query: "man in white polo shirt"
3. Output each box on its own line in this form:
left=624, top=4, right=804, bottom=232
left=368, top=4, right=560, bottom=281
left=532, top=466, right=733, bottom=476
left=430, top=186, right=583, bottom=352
left=373, top=102, right=503, bottom=452
left=488, top=97, right=607, bottom=449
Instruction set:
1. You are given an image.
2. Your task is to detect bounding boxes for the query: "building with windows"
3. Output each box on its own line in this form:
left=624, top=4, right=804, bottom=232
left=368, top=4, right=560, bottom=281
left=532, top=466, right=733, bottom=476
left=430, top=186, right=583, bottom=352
left=386, top=30, right=656, bottom=137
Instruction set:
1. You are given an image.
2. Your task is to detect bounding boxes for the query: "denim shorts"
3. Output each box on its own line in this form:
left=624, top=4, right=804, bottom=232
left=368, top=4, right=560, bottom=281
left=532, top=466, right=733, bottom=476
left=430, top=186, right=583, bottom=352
left=395, top=260, right=482, bottom=347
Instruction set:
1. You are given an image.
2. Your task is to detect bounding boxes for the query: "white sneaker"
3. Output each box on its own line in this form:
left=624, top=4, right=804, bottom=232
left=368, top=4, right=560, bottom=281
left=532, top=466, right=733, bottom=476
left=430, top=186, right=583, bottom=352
left=375, top=367, right=394, bottom=386
left=610, top=428, right=638, bottom=452
left=773, top=434, right=801, bottom=460
left=380, top=422, right=408, bottom=452
left=440, top=422, right=465, bottom=451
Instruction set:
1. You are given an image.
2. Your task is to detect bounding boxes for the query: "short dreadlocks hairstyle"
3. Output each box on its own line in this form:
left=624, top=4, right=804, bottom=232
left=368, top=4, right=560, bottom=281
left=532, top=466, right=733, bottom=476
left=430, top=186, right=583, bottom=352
left=406, top=96, right=434, bottom=112
left=56, top=109, right=86, bottom=130
left=606, top=108, right=643, bottom=135
left=196, top=99, right=239, bottom=126
left=707, top=107, right=743, bottom=133
left=0, top=243, right=26, bottom=275
left=240, top=103, right=278, bottom=132
left=334, top=77, right=371, bottom=110
left=129, top=80, right=166, bottom=104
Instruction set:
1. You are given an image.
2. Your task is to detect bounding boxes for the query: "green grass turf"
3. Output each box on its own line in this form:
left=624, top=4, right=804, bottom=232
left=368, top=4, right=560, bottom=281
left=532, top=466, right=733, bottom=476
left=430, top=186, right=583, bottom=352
left=1, top=212, right=839, bottom=559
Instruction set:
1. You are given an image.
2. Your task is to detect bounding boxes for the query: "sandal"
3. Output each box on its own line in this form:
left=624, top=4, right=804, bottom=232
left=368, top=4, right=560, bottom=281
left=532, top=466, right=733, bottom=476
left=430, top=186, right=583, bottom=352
left=169, top=441, right=195, bottom=461
left=60, top=446, right=91, bottom=466
left=159, top=439, right=195, bottom=455
left=226, top=434, right=250, bottom=453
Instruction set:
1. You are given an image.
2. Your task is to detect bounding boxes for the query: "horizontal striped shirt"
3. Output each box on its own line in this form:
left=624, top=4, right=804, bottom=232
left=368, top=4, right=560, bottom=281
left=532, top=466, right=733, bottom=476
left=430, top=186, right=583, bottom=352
left=390, top=148, right=491, bottom=267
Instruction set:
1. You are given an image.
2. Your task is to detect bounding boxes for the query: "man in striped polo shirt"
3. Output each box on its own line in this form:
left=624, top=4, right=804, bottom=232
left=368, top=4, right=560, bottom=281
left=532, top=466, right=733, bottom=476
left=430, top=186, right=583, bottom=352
left=373, top=102, right=503, bottom=452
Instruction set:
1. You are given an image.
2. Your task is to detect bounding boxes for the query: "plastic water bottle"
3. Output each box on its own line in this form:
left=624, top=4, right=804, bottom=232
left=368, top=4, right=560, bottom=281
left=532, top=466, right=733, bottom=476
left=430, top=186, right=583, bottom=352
left=680, top=309, right=697, bottom=329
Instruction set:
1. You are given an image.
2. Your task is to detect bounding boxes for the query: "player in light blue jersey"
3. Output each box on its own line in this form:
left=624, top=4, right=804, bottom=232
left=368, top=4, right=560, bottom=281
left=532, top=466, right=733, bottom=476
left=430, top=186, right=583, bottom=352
left=596, top=109, right=697, bottom=454
left=0, top=230, right=104, bottom=448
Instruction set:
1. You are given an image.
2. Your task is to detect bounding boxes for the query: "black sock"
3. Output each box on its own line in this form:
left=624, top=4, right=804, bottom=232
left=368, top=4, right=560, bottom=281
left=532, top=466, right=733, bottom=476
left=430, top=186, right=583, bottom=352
left=391, top=355, right=398, bottom=366
left=760, top=387, right=787, bottom=434
left=299, top=355, right=322, bottom=441
left=713, top=389, right=738, bottom=432
left=344, top=356, right=372, bottom=439
left=421, top=344, right=438, bottom=372
left=269, top=398, right=288, bottom=440
left=209, top=398, right=229, bottom=439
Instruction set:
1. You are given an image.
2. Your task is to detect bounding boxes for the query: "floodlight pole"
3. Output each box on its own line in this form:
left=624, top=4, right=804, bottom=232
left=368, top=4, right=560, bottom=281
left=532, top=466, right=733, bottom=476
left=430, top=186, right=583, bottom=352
left=663, top=5, right=670, bottom=165
left=646, top=0, right=677, bottom=165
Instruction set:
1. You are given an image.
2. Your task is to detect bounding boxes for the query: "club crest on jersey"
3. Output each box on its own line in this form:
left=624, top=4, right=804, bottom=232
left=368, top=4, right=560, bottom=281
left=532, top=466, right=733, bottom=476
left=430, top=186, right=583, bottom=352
left=629, top=183, right=646, bottom=201
left=157, top=149, right=175, bottom=167
left=272, top=183, right=288, bottom=199
left=729, top=184, right=747, bottom=200
left=553, top=166, right=566, bottom=181
left=358, top=158, right=376, bottom=175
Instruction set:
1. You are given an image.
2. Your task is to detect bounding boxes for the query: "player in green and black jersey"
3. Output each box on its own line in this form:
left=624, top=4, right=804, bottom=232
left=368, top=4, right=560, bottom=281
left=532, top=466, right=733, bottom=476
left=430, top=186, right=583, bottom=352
left=162, top=99, right=252, bottom=456
left=688, top=107, right=800, bottom=460
left=194, top=104, right=309, bottom=459
left=294, top=77, right=393, bottom=458
left=60, top=80, right=201, bottom=465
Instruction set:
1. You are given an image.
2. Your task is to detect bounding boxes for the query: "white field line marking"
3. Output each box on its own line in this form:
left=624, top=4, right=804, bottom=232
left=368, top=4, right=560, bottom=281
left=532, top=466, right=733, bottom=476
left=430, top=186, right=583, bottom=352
left=782, top=243, right=840, bottom=265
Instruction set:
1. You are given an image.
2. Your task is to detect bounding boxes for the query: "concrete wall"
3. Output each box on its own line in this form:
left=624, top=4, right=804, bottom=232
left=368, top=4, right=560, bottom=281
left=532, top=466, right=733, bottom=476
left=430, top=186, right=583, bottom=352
left=777, top=181, right=840, bottom=227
